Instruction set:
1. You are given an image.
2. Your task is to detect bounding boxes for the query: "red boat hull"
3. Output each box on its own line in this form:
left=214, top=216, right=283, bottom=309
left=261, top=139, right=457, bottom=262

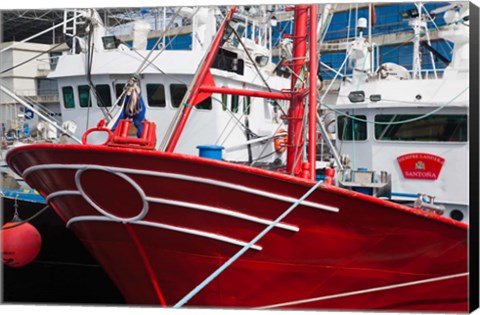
left=7, top=144, right=468, bottom=311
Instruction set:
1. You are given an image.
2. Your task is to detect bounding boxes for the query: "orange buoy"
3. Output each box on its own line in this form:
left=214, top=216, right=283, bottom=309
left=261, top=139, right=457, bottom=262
left=1, top=222, right=42, bottom=267
left=274, top=129, right=288, bottom=153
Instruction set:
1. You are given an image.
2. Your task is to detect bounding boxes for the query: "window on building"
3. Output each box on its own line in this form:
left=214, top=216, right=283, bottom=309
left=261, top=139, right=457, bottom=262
left=95, top=85, right=112, bottom=107
left=374, top=114, right=468, bottom=142
left=78, top=85, right=92, bottom=108
left=338, top=115, right=367, bottom=141
left=147, top=84, right=166, bottom=107
left=170, top=84, right=187, bottom=108
left=62, top=86, right=75, bottom=109
left=37, top=78, right=58, bottom=96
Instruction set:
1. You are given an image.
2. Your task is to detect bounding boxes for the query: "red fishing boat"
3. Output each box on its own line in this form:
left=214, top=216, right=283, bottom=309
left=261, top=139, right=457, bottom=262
left=6, top=4, right=468, bottom=312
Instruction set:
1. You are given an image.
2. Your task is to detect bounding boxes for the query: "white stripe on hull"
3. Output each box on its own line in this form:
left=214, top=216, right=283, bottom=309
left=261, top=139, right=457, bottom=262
left=66, top=215, right=263, bottom=251
left=23, top=163, right=340, bottom=213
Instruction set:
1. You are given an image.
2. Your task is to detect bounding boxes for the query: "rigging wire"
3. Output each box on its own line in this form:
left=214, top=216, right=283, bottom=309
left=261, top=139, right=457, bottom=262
left=228, top=23, right=288, bottom=117
left=1, top=42, right=64, bottom=74
left=101, top=7, right=196, bottom=125
left=136, top=7, right=191, bottom=74
left=84, top=22, right=110, bottom=121
left=213, top=96, right=259, bottom=146
left=420, top=3, right=454, bottom=51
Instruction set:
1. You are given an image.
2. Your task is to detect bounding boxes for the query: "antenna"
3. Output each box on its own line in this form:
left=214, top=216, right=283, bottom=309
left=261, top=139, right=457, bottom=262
left=357, top=17, right=367, bottom=37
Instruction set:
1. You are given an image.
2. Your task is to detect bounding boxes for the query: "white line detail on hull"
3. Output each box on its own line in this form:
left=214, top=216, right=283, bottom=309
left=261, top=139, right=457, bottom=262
left=23, top=163, right=339, bottom=213
left=66, top=215, right=263, bottom=251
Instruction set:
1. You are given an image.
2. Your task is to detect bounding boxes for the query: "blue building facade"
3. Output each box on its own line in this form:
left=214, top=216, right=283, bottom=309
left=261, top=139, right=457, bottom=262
left=137, top=3, right=454, bottom=79
left=319, top=2, right=453, bottom=79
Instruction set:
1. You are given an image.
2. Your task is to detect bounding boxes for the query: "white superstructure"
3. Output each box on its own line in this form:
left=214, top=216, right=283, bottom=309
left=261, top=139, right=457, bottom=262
left=332, top=3, right=470, bottom=222
left=49, top=7, right=291, bottom=163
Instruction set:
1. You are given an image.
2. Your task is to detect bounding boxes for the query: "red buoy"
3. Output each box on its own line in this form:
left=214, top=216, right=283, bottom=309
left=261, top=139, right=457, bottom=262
left=1, top=222, right=42, bottom=267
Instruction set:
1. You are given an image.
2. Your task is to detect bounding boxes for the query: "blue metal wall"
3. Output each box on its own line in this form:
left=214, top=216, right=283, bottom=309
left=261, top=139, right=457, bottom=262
left=324, top=2, right=450, bottom=41
left=138, top=3, right=454, bottom=77
left=146, top=34, right=193, bottom=50
left=319, top=39, right=453, bottom=80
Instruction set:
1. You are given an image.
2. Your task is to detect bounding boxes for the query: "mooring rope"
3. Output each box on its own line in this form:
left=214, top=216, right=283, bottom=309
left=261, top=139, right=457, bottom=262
left=255, top=272, right=468, bottom=309
left=173, top=178, right=327, bottom=308
left=1, top=204, right=50, bottom=230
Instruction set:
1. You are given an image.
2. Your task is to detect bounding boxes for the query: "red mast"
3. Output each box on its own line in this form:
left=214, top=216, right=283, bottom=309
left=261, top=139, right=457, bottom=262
left=285, top=5, right=308, bottom=177
left=308, top=5, right=318, bottom=180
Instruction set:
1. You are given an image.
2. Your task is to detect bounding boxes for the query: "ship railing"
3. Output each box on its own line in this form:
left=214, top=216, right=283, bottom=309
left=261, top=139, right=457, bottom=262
left=320, top=67, right=446, bottom=81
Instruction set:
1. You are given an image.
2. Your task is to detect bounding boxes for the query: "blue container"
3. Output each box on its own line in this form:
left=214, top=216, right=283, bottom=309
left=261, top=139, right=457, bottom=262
left=197, top=145, right=224, bottom=160
left=353, top=187, right=373, bottom=196
left=316, top=175, right=326, bottom=182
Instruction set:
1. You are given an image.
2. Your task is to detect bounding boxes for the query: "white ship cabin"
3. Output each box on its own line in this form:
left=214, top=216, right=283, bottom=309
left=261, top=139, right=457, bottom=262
left=49, top=7, right=291, bottom=164
left=331, top=5, right=469, bottom=222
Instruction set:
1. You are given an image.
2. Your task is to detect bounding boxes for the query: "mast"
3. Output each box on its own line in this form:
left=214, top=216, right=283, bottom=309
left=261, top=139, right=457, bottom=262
left=286, top=5, right=308, bottom=177
left=411, top=3, right=424, bottom=79
left=286, top=5, right=317, bottom=180
left=308, top=5, right=318, bottom=180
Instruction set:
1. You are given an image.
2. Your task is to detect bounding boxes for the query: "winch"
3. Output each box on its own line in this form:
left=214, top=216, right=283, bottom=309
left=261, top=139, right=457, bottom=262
left=414, top=194, right=446, bottom=215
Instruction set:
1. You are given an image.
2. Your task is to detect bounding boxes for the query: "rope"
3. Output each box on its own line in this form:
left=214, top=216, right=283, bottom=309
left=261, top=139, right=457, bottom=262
left=1, top=204, right=50, bottom=230
left=173, top=178, right=325, bottom=308
left=123, top=77, right=142, bottom=116
left=256, top=272, right=468, bottom=309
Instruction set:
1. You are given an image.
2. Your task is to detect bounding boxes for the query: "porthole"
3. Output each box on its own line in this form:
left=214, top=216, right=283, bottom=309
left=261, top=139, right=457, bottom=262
left=450, top=209, right=464, bottom=222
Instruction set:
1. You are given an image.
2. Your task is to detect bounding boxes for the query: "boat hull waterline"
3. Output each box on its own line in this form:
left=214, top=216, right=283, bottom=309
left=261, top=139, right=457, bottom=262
left=6, top=144, right=468, bottom=311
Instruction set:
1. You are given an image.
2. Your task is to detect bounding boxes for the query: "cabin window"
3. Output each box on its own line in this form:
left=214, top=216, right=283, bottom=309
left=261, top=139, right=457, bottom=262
left=170, top=84, right=187, bottom=108
left=231, top=95, right=239, bottom=113
left=169, top=84, right=211, bottom=110
left=338, top=115, right=367, bottom=141
left=78, top=85, right=92, bottom=108
left=62, top=86, right=75, bottom=109
left=147, top=84, right=166, bottom=107
left=243, top=96, right=251, bottom=115
left=222, top=94, right=228, bottom=111
left=374, top=114, right=468, bottom=142
left=95, top=85, right=112, bottom=107
left=196, top=97, right=212, bottom=110
left=115, top=84, right=125, bottom=100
